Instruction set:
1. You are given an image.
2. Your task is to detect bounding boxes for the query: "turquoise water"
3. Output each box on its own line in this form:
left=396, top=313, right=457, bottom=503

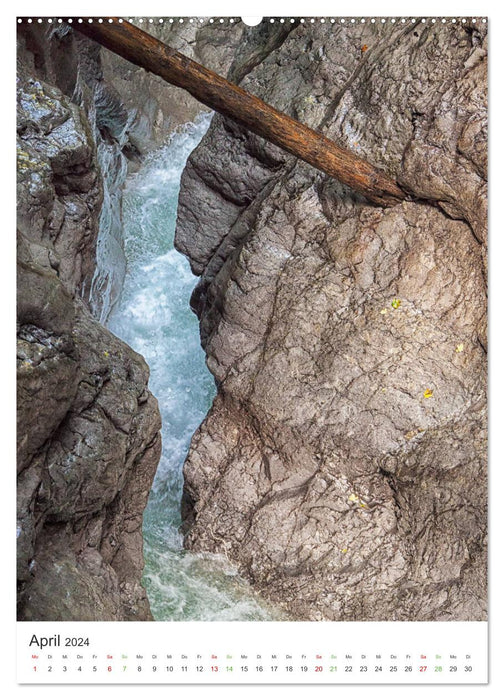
left=107, top=115, right=279, bottom=621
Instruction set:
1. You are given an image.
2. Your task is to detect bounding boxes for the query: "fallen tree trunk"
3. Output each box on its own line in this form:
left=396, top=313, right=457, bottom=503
left=74, top=18, right=408, bottom=207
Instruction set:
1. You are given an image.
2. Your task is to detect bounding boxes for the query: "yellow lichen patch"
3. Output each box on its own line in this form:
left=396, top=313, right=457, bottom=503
left=455, top=343, right=464, bottom=353
left=391, top=298, right=401, bottom=309
left=349, top=493, right=368, bottom=509
left=423, top=388, right=433, bottom=399
left=17, top=149, right=43, bottom=172
left=405, top=428, right=424, bottom=441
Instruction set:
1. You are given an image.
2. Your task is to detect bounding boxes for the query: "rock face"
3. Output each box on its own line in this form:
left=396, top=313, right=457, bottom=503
left=17, top=37, right=161, bottom=620
left=176, top=20, right=487, bottom=620
left=18, top=20, right=255, bottom=322
left=16, top=17, right=294, bottom=622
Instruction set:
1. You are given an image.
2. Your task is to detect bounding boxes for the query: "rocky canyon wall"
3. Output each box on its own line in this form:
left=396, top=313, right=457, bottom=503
left=16, top=28, right=164, bottom=619
left=16, top=16, right=286, bottom=622
left=176, top=19, right=488, bottom=621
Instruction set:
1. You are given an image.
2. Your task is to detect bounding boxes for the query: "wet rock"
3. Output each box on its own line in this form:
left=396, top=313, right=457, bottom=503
left=17, top=49, right=162, bottom=621
left=177, top=20, right=487, bottom=621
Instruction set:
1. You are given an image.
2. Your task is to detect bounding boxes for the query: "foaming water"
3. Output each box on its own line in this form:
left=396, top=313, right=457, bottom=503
left=107, top=115, right=280, bottom=621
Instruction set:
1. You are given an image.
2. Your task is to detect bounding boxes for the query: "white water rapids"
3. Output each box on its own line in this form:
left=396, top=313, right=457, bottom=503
left=105, top=114, right=281, bottom=620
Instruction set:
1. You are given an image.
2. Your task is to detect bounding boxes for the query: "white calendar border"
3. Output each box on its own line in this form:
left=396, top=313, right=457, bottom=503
left=5, top=0, right=500, bottom=697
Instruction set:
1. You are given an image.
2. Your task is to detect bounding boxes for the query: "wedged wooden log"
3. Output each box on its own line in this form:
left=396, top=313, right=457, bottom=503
left=73, top=18, right=408, bottom=207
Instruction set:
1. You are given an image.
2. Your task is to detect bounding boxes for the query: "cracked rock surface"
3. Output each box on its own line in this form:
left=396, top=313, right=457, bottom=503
left=176, top=20, right=487, bottom=620
left=17, top=56, right=161, bottom=620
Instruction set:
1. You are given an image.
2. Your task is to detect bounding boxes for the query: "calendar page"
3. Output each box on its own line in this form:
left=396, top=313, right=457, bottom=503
left=15, top=1, right=489, bottom=688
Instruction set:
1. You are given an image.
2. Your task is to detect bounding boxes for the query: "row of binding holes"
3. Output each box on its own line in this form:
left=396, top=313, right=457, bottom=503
left=17, top=18, right=487, bottom=24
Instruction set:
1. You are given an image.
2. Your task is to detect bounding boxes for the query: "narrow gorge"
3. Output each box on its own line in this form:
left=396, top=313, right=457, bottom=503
left=17, top=17, right=487, bottom=623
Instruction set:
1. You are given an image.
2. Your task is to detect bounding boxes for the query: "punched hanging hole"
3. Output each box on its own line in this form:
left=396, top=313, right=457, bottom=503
left=241, top=17, right=263, bottom=26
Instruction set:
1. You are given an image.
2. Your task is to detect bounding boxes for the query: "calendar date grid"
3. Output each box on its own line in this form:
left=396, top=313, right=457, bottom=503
left=29, top=650, right=476, bottom=678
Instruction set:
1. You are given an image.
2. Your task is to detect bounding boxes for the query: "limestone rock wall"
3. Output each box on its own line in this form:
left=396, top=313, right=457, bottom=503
left=17, top=35, right=161, bottom=621
left=176, top=20, right=488, bottom=621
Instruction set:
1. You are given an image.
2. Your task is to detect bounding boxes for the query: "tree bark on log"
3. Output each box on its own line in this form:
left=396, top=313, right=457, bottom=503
left=73, top=18, right=409, bottom=207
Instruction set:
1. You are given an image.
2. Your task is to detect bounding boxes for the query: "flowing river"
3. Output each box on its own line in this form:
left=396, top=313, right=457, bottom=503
left=106, top=114, right=280, bottom=621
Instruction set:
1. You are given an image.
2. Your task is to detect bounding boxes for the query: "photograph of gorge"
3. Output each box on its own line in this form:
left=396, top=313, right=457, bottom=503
left=16, top=16, right=487, bottom=623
